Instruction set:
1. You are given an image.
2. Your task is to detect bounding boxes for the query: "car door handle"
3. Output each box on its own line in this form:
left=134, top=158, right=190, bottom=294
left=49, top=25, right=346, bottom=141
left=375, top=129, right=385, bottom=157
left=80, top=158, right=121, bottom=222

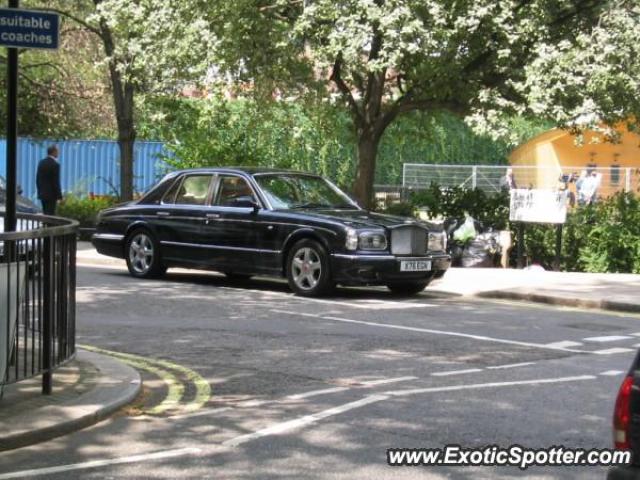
left=157, top=211, right=170, bottom=217
left=206, top=213, right=220, bottom=219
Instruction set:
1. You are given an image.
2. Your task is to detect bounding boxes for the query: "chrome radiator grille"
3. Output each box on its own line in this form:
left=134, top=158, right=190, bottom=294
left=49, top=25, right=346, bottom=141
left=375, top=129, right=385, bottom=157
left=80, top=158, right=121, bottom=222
left=390, top=226, right=427, bottom=255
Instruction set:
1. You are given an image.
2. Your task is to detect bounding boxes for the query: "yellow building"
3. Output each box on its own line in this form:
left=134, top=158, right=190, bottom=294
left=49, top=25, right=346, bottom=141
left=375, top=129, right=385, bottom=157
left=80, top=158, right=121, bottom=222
left=508, top=127, right=640, bottom=197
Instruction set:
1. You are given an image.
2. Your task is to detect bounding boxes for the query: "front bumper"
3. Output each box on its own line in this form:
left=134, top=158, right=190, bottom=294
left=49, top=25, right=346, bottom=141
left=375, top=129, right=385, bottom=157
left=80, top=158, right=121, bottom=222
left=92, top=233, right=125, bottom=259
left=330, top=252, right=451, bottom=286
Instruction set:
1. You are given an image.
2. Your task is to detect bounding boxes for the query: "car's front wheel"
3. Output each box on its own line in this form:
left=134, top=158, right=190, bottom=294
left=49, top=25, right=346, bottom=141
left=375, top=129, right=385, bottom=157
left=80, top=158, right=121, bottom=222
left=286, top=239, right=334, bottom=296
left=386, top=280, right=429, bottom=295
left=125, top=229, right=166, bottom=278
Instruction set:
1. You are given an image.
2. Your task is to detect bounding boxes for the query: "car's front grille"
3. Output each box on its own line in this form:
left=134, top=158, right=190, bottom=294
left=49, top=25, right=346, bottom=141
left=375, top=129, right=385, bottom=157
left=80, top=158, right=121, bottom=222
left=390, top=226, right=427, bottom=256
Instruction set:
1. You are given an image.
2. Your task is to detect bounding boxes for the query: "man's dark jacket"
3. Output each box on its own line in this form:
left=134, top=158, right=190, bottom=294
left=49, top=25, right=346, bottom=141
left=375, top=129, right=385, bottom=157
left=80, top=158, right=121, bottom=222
left=36, top=156, right=62, bottom=201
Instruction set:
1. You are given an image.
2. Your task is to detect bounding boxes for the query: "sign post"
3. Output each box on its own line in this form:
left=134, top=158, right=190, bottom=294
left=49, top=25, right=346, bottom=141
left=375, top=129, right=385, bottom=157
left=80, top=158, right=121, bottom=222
left=0, top=3, right=59, bottom=234
left=4, top=0, right=18, bottom=235
left=509, top=189, right=569, bottom=270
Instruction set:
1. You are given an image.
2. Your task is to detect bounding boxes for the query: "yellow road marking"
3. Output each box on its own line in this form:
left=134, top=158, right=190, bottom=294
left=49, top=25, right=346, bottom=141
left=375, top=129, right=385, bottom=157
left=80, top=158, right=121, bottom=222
left=79, top=345, right=211, bottom=415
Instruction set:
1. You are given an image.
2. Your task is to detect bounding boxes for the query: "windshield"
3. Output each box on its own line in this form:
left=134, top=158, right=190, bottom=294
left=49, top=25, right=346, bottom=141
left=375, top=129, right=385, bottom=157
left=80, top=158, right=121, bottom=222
left=254, top=174, right=357, bottom=210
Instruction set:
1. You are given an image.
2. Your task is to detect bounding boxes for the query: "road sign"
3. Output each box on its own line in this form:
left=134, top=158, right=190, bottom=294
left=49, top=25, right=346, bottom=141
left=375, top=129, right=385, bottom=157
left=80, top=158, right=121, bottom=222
left=509, top=189, right=568, bottom=224
left=0, top=8, right=59, bottom=50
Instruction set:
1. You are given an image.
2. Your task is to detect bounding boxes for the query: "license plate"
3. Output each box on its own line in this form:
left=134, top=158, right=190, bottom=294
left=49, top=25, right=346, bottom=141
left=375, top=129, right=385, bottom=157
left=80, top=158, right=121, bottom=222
left=400, top=260, right=431, bottom=272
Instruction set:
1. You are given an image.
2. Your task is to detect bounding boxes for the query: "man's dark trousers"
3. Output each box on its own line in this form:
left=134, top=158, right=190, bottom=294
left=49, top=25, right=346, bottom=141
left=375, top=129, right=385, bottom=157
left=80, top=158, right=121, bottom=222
left=41, top=199, right=57, bottom=216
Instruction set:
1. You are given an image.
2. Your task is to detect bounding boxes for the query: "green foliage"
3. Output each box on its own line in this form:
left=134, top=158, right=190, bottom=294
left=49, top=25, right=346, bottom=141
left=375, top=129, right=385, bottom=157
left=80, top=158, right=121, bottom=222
left=384, top=202, right=416, bottom=218
left=139, top=96, right=356, bottom=187
left=522, top=195, right=640, bottom=273
left=0, top=13, right=114, bottom=139
left=579, top=194, right=640, bottom=273
left=139, top=96, right=547, bottom=187
left=58, top=195, right=119, bottom=230
left=402, top=185, right=510, bottom=230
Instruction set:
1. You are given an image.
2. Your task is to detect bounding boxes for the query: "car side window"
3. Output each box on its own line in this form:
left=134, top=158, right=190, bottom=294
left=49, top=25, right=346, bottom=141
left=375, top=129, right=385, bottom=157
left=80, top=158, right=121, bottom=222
left=214, top=176, right=257, bottom=207
left=174, top=175, right=213, bottom=206
left=161, top=176, right=184, bottom=204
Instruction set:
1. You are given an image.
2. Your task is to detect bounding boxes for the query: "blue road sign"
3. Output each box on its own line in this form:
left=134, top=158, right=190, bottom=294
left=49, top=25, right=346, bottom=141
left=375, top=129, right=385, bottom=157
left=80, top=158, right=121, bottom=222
left=0, top=8, right=59, bottom=50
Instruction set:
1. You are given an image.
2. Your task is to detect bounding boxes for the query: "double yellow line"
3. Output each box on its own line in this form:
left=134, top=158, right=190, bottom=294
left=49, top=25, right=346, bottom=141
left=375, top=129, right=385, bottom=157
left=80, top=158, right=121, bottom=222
left=80, top=344, right=211, bottom=416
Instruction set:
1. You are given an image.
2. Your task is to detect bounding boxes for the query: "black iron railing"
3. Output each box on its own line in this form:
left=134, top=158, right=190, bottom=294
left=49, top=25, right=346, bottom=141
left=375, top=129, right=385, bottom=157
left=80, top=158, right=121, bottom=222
left=1, top=213, right=78, bottom=394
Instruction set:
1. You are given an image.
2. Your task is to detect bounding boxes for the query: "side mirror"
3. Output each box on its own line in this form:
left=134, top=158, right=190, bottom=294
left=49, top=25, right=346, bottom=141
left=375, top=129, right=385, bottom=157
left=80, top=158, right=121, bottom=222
left=229, top=196, right=261, bottom=212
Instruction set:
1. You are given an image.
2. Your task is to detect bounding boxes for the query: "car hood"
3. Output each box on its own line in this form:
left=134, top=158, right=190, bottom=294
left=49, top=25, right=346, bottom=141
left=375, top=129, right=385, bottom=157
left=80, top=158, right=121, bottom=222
left=289, top=208, right=442, bottom=231
left=0, top=195, right=41, bottom=214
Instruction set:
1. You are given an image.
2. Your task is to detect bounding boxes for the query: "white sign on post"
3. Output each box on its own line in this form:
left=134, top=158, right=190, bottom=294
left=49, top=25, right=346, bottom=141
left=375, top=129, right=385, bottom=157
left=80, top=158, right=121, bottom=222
left=509, top=189, right=568, bottom=224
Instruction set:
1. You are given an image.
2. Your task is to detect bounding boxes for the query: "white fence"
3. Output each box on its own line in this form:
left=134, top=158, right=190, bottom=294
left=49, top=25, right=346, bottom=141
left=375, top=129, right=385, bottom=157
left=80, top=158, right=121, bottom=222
left=401, top=164, right=640, bottom=198
left=372, top=163, right=640, bottom=210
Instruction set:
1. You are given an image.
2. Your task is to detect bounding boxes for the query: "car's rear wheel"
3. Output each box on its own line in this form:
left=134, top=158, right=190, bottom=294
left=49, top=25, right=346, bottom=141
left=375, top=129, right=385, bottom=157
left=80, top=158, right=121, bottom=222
left=386, top=280, right=429, bottom=295
left=286, top=239, right=334, bottom=296
left=125, top=229, right=166, bottom=278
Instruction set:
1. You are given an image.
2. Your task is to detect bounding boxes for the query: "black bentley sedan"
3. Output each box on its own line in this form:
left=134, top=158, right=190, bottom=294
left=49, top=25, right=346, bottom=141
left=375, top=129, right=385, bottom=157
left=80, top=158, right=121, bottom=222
left=92, top=168, right=450, bottom=296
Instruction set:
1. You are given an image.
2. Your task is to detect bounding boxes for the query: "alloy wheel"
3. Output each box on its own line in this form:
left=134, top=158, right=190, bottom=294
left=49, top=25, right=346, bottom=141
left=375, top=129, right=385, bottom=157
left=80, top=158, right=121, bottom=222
left=291, top=247, right=322, bottom=291
left=128, top=233, right=154, bottom=275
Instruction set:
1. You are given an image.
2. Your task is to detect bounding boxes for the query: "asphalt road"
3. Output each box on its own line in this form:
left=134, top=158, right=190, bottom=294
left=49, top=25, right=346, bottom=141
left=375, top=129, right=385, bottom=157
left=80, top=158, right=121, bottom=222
left=2, top=264, right=638, bottom=479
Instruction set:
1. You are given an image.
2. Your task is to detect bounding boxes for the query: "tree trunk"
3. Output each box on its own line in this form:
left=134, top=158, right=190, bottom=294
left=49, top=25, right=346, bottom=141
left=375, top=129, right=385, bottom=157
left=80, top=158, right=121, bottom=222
left=97, top=14, right=136, bottom=201
left=353, top=130, right=380, bottom=210
left=118, top=132, right=135, bottom=201
left=110, top=73, right=136, bottom=201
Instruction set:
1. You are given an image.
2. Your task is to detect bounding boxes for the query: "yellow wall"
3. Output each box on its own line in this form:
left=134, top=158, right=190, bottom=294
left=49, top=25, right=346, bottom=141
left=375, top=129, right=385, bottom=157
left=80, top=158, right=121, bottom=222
left=509, top=127, right=640, bottom=193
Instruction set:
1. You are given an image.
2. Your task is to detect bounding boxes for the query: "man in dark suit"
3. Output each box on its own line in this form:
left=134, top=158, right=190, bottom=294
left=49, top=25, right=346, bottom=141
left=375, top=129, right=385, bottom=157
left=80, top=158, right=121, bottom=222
left=36, top=145, right=62, bottom=215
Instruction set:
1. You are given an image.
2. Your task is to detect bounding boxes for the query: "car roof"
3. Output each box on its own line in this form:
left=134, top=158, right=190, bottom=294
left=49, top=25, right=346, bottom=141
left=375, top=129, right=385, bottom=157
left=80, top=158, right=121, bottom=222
left=170, top=167, right=319, bottom=177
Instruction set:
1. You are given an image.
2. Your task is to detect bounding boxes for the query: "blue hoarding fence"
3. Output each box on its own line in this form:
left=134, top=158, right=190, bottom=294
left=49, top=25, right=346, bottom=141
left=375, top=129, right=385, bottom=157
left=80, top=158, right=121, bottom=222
left=0, top=138, right=172, bottom=200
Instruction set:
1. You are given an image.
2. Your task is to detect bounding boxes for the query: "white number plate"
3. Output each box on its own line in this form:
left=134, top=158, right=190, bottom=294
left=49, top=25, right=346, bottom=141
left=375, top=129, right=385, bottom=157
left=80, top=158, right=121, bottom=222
left=400, top=260, right=431, bottom=272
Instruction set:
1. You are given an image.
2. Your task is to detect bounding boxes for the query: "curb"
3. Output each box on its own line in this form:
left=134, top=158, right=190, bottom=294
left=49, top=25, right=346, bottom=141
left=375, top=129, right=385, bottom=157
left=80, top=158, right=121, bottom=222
left=477, top=290, right=640, bottom=314
left=76, top=257, right=124, bottom=268
left=0, top=350, right=141, bottom=451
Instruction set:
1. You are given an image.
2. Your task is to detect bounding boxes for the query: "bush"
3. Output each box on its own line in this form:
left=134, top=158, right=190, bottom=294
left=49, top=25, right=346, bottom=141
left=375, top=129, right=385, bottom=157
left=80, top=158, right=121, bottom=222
left=57, top=194, right=119, bottom=238
left=579, top=193, right=640, bottom=273
left=399, top=184, right=510, bottom=230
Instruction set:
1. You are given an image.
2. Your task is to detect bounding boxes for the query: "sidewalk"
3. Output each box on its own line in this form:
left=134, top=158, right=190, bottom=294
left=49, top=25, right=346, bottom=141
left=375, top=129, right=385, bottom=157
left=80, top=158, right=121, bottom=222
left=77, top=241, right=640, bottom=314
left=0, top=350, right=141, bottom=451
left=430, top=268, right=640, bottom=313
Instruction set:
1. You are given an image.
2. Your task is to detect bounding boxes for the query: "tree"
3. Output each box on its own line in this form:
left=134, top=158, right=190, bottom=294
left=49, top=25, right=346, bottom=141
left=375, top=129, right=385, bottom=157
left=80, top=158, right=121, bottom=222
left=40, top=0, right=214, bottom=200
left=210, top=0, right=636, bottom=208
left=0, top=6, right=113, bottom=138
left=515, top=1, right=640, bottom=138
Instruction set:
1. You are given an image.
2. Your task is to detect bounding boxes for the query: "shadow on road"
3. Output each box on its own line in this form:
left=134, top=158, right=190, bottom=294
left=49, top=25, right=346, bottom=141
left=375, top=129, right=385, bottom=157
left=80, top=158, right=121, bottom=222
left=90, top=268, right=452, bottom=302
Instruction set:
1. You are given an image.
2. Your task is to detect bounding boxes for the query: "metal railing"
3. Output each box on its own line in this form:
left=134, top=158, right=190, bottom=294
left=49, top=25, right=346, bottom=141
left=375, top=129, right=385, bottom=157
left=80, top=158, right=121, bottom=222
left=1, top=213, right=78, bottom=395
left=402, top=164, right=640, bottom=198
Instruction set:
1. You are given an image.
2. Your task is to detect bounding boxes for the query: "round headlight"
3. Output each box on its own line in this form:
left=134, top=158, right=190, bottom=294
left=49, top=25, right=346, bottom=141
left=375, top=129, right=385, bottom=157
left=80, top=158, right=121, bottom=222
left=358, top=232, right=387, bottom=251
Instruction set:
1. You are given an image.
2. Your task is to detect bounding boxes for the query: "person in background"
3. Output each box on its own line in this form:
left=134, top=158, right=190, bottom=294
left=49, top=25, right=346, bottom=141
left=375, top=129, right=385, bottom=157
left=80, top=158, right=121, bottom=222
left=576, top=170, right=588, bottom=206
left=36, top=145, right=62, bottom=215
left=579, top=169, right=601, bottom=205
left=500, top=168, right=517, bottom=191
left=566, top=172, right=578, bottom=207
left=588, top=170, right=602, bottom=204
